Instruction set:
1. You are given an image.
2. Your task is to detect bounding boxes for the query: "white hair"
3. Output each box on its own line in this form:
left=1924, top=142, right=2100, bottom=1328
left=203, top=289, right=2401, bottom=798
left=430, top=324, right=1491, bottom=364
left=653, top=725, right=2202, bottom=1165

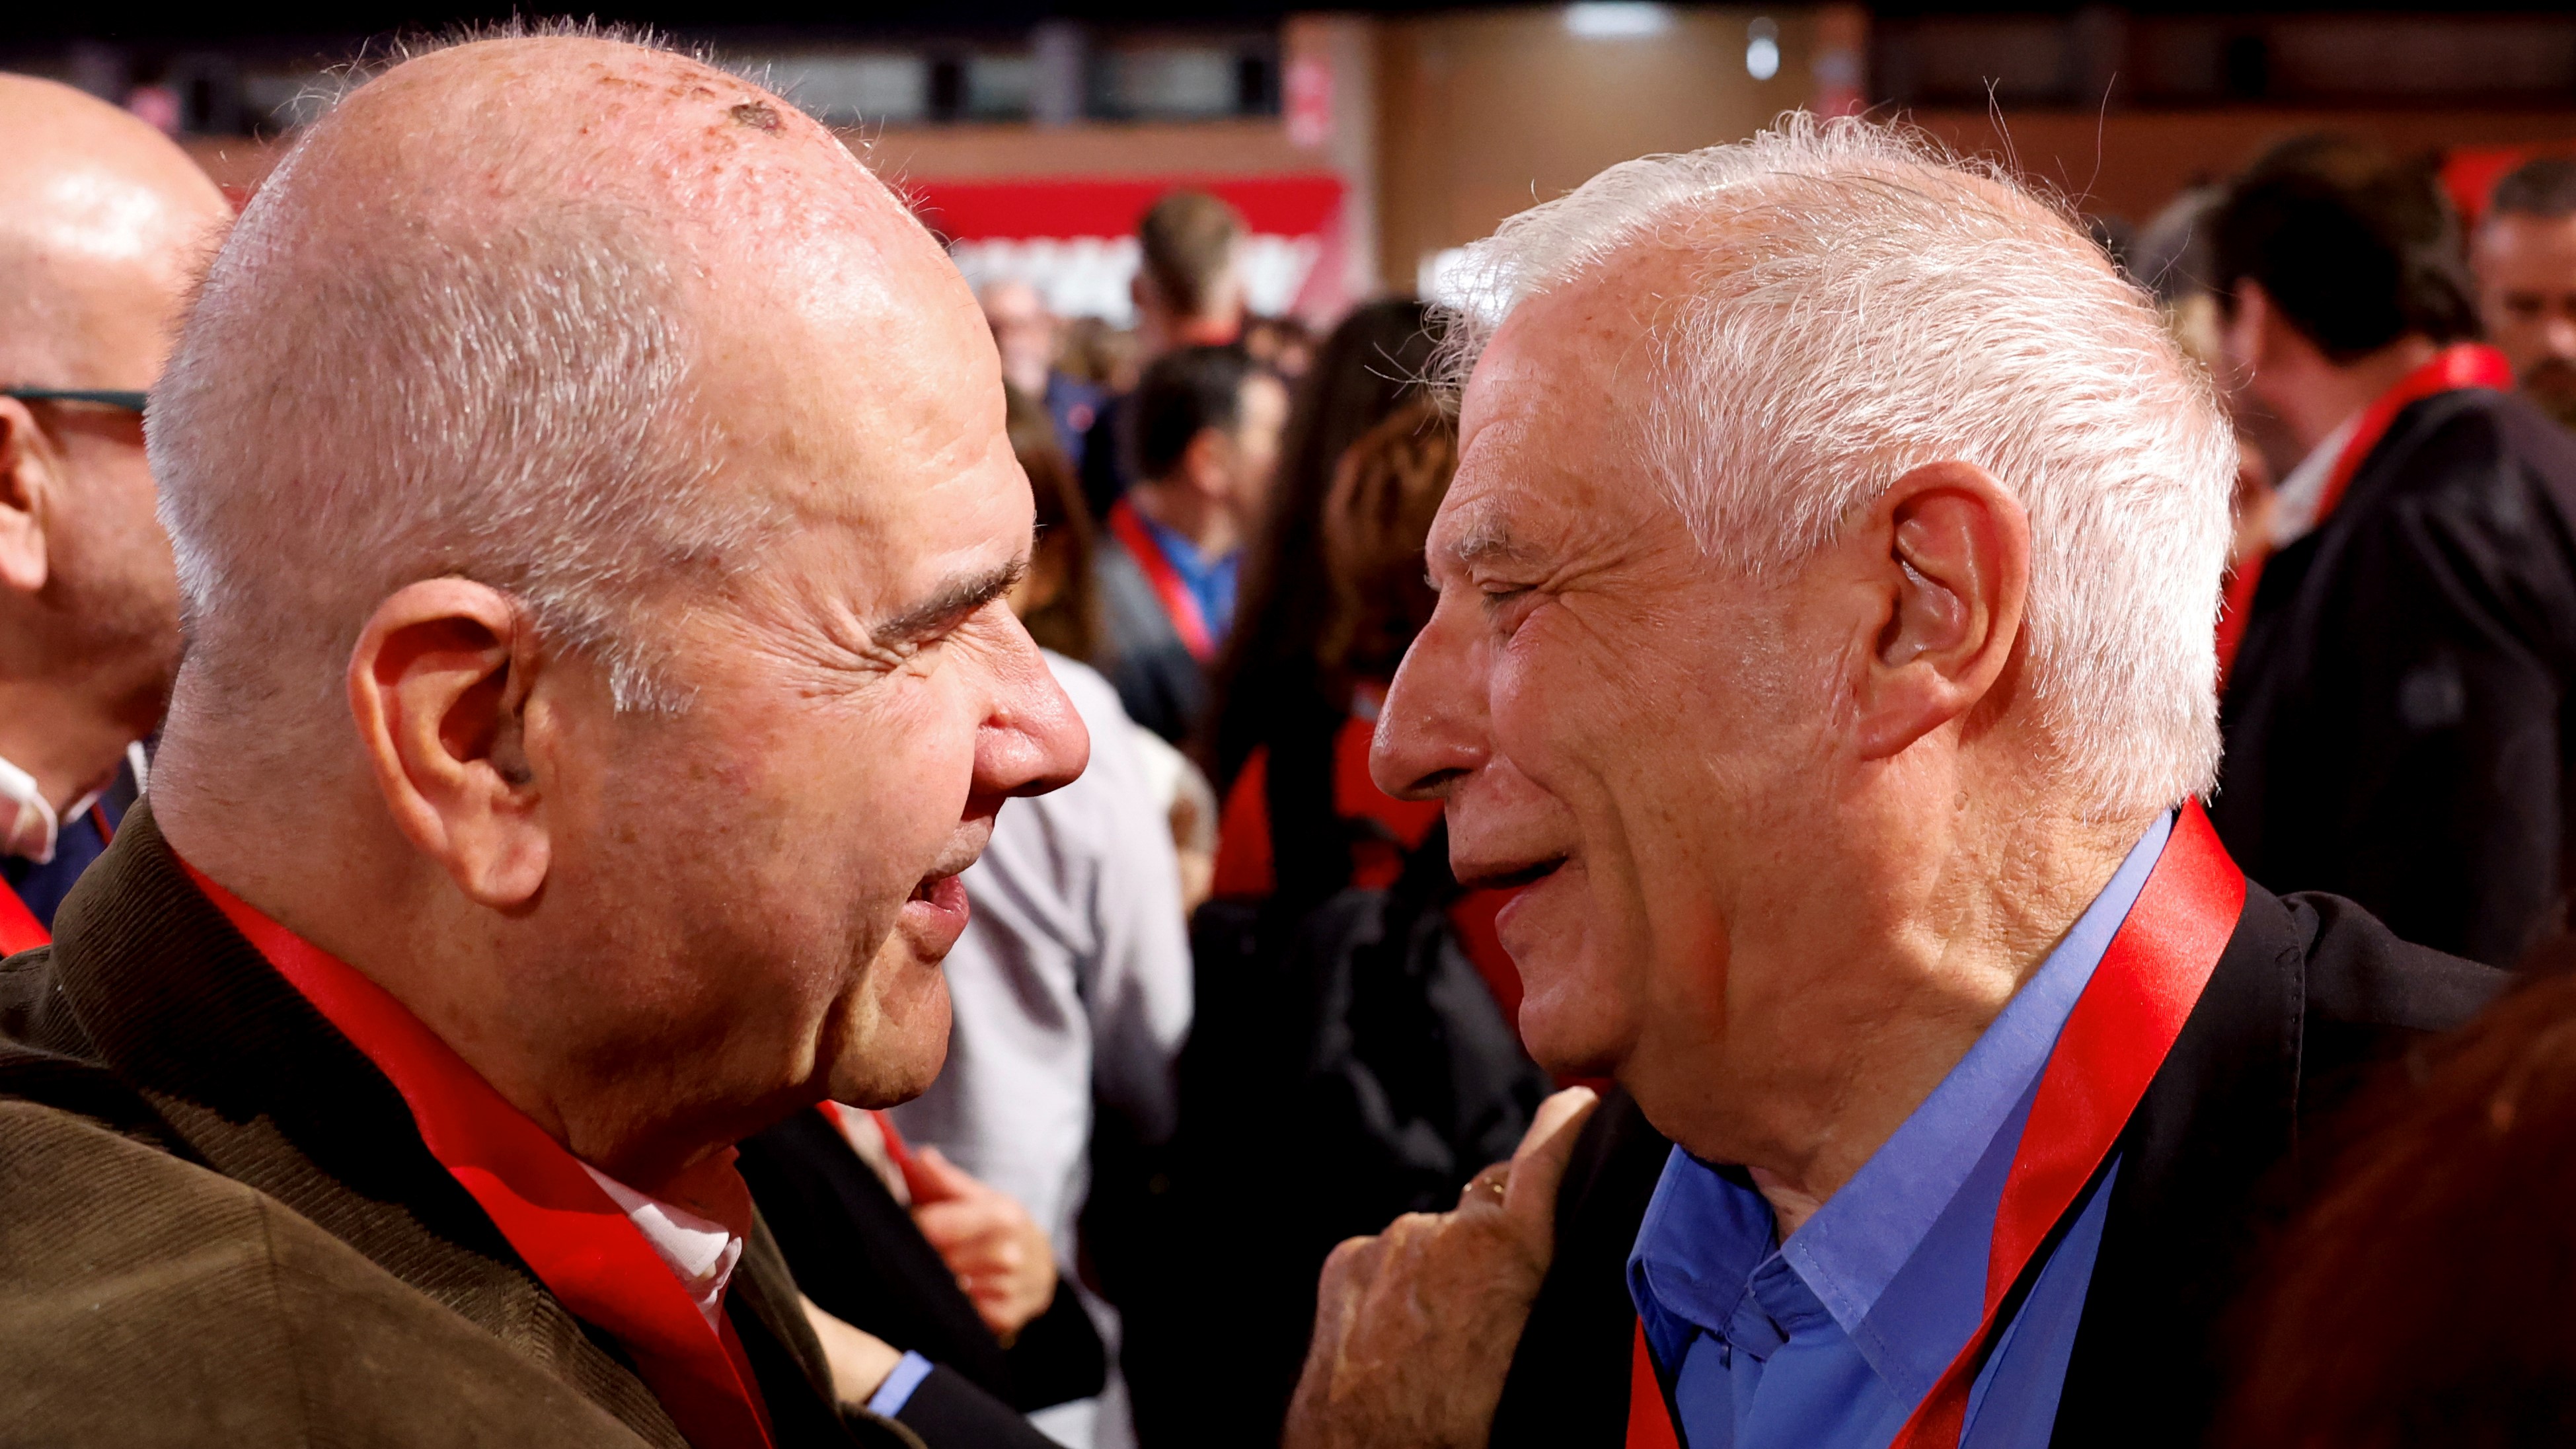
left=147, top=27, right=777, bottom=718
left=1436, top=115, right=2237, bottom=820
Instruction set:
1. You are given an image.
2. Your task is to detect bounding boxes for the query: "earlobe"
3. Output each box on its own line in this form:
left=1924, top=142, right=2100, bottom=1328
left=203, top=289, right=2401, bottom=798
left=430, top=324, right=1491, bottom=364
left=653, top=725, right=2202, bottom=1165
left=348, top=580, right=552, bottom=909
left=1852, top=461, right=2029, bottom=761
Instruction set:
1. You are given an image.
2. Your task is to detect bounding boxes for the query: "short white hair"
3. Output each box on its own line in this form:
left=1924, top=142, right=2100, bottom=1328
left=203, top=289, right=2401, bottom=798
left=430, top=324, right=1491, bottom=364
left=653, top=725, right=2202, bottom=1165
left=1437, top=115, right=2236, bottom=819
left=148, top=29, right=776, bottom=717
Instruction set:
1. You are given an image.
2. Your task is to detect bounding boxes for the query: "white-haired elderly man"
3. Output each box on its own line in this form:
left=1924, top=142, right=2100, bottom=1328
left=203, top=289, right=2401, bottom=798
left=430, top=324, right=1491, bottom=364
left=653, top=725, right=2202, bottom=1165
left=0, top=33, right=1085, bottom=1449
left=1282, top=120, right=2501, bottom=1449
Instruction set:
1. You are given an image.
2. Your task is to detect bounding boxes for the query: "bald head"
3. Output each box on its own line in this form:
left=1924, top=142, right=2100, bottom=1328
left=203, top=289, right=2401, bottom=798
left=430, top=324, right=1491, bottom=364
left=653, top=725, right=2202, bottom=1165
left=0, top=75, right=228, bottom=387
left=154, top=33, right=977, bottom=716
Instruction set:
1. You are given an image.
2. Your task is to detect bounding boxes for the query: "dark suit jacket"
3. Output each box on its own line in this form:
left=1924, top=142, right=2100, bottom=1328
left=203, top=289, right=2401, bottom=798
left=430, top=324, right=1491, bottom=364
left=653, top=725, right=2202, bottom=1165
left=0, top=805, right=1030, bottom=1448
left=2216, top=387, right=2576, bottom=966
left=1096, top=535, right=1208, bottom=747
left=1487, top=879, right=2499, bottom=1448
left=739, top=1107, right=1106, bottom=1415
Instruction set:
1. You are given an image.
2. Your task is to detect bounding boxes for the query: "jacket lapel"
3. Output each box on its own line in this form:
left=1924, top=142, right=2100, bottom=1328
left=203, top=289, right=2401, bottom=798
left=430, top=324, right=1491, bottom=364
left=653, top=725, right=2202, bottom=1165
left=44, top=805, right=691, bottom=1449
left=2043, top=877, right=2304, bottom=1448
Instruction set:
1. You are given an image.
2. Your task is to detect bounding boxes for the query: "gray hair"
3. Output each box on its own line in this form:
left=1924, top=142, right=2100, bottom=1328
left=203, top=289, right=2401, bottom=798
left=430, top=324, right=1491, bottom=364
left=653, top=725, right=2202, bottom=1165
left=1435, top=116, right=2236, bottom=821
left=148, top=30, right=775, bottom=718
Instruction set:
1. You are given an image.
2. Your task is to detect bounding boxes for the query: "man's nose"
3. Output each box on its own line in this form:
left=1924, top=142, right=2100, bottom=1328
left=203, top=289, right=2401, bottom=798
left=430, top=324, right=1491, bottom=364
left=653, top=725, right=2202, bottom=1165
left=977, top=630, right=1090, bottom=800
left=1370, top=597, right=1490, bottom=801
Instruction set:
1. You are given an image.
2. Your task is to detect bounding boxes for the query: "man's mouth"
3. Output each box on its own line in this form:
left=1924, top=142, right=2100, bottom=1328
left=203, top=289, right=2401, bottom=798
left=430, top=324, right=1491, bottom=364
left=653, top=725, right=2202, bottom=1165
left=1461, top=855, right=1570, bottom=891
left=909, top=873, right=967, bottom=910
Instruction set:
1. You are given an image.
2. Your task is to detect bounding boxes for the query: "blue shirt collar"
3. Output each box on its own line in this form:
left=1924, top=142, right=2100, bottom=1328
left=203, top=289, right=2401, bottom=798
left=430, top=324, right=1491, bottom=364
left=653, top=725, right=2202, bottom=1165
left=1131, top=506, right=1240, bottom=642
left=1630, top=811, right=2175, bottom=1396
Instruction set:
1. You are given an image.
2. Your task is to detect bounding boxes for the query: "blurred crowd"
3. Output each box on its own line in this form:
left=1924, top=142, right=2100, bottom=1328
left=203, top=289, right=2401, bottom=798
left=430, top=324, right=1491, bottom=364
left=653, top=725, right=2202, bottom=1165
left=12, top=27, right=2576, bottom=1449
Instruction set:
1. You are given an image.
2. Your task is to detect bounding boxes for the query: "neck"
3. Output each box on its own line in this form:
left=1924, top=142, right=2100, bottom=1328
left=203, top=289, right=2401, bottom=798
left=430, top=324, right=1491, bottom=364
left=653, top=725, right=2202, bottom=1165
left=2275, top=334, right=2443, bottom=455
left=0, top=677, right=144, bottom=812
left=152, top=716, right=736, bottom=1189
left=1127, top=480, right=1239, bottom=559
left=1688, top=795, right=2156, bottom=1238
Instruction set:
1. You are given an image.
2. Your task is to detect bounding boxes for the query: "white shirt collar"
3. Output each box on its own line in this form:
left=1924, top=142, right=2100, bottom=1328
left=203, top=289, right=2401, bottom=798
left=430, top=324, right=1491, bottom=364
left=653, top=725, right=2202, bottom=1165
left=2267, top=412, right=2363, bottom=550
left=0, top=755, right=87, bottom=866
left=0, top=741, right=145, bottom=866
left=579, top=1164, right=745, bottom=1331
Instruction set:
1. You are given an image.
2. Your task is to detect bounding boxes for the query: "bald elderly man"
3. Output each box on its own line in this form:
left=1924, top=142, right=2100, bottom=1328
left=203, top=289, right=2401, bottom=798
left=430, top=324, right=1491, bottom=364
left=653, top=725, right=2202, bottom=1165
left=0, top=77, right=227, bottom=951
left=1283, top=121, right=2501, bottom=1449
left=0, top=34, right=1084, bottom=1449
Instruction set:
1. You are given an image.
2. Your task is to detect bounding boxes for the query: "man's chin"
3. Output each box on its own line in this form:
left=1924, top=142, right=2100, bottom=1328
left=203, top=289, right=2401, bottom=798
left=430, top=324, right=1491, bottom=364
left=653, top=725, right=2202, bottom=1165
left=820, top=966, right=952, bottom=1108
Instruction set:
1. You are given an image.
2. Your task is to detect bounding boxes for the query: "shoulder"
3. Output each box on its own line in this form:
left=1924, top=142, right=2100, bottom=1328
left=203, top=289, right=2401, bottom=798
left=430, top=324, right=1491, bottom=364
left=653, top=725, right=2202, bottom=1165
left=0, top=1103, right=649, bottom=1448
left=2275, top=887, right=2505, bottom=1035
left=2374, top=389, right=2576, bottom=538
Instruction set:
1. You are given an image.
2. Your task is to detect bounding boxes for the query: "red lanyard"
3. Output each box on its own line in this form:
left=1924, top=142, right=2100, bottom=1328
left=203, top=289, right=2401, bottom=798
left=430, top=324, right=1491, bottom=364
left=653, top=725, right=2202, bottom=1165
left=2216, top=344, right=2514, bottom=681
left=0, top=888, right=44, bottom=956
left=1, top=803, right=119, bottom=956
left=1109, top=499, right=1217, bottom=663
left=182, top=860, right=778, bottom=1449
left=1627, top=803, right=2246, bottom=1449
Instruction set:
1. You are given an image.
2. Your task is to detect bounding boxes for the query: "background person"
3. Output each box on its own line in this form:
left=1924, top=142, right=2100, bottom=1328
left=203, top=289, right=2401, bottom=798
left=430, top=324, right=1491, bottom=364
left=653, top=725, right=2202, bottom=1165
left=2210, top=134, right=2576, bottom=968
left=2473, top=155, right=2576, bottom=428
left=0, top=76, right=229, bottom=950
left=981, top=279, right=1106, bottom=476
left=1209, top=298, right=1445, bottom=905
left=0, top=32, right=1082, bottom=1447
left=1282, top=118, right=2498, bottom=1449
left=1081, top=190, right=1248, bottom=517
left=1094, top=344, right=1287, bottom=746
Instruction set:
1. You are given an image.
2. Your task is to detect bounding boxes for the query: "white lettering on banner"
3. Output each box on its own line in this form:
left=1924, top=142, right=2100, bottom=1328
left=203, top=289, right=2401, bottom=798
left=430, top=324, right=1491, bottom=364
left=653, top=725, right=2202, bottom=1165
left=950, top=233, right=1324, bottom=324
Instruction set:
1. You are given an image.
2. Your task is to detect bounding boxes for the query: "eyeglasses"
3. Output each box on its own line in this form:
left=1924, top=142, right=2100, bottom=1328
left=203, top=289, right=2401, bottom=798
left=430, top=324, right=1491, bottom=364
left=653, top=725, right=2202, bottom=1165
left=3, top=388, right=148, bottom=413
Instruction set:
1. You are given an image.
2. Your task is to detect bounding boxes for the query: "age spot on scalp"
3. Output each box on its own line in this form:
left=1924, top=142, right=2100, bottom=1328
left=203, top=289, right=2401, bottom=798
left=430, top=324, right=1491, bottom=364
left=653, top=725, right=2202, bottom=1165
left=728, top=101, right=782, bottom=132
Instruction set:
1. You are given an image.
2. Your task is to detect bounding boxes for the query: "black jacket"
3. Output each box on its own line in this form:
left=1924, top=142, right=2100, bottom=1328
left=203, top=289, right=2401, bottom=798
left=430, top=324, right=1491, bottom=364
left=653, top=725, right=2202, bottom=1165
left=1094, top=533, right=1208, bottom=748
left=1488, top=879, right=2499, bottom=1448
left=2216, top=387, right=2576, bottom=966
left=738, top=1107, right=1104, bottom=1423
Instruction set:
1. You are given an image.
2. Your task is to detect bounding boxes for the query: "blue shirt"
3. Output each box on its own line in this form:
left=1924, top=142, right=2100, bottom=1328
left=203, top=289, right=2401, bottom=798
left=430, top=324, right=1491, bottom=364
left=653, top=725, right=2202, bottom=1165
left=1628, top=812, right=2173, bottom=1449
left=1133, top=508, right=1240, bottom=646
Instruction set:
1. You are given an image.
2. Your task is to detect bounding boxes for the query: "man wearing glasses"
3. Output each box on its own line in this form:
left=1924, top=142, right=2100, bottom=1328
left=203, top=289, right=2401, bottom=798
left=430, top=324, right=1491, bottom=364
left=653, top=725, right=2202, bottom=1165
left=0, top=75, right=228, bottom=953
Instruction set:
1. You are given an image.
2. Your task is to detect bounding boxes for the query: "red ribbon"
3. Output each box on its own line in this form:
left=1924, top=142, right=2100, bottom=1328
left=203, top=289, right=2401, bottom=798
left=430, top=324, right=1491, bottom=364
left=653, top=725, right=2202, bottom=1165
left=1109, top=498, right=1217, bottom=663
left=1, top=804, right=118, bottom=957
left=1626, top=804, right=2246, bottom=1448
left=0, top=887, right=44, bottom=957
left=2216, top=343, right=2514, bottom=682
left=182, top=860, right=778, bottom=1449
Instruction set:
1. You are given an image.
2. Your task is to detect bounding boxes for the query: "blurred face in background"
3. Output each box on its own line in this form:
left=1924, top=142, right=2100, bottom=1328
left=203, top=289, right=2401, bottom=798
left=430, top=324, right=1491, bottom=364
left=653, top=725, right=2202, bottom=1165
left=2474, top=211, right=2576, bottom=424
left=979, top=279, right=1058, bottom=400
left=1225, top=370, right=1291, bottom=530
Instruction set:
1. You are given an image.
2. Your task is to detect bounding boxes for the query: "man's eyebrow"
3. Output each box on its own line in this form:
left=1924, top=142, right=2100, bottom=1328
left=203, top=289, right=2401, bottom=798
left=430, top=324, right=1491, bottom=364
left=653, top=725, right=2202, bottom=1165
left=1439, top=519, right=1546, bottom=568
left=870, top=556, right=1027, bottom=645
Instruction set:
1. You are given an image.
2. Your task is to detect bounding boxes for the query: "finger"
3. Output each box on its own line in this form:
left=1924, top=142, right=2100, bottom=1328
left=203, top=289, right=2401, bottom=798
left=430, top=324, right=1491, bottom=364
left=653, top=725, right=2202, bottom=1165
left=1501, top=1086, right=1601, bottom=1242
left=905, top=1145, right=982, bottom=1205
left=1460, top=1161, right=1513, bottom=1212
left=913, top=1199, right=1012, bottom=1246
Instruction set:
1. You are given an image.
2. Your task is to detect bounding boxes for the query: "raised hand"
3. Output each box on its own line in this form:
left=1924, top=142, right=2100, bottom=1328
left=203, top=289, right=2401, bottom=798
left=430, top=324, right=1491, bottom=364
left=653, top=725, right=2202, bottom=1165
left=1285, top=1086, right=1602, bottom=1449
left=907, top=1146, right=1059, bottom=1343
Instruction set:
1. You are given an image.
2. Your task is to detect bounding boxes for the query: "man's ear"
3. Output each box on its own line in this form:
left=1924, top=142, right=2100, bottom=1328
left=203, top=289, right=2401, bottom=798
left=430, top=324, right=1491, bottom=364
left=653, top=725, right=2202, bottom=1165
left=1180, top=426, right=1232, bottom=500
left=1850, top=459, right=2029, bottom=761
left=0, top=401, right=56, bottom=595
left=346, top=579, right=550, bottom=909
left=2222, top=278, right=2277, bottom=381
